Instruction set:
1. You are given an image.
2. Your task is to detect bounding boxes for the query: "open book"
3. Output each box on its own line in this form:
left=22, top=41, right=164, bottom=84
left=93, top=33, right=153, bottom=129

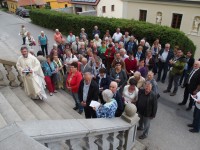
left=89, top=100, right=101, bottom=110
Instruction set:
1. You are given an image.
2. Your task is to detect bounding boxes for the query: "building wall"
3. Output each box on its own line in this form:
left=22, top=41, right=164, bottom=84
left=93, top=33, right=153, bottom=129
left=122, top=1, right=200, bottom=59
left=97, top=0, right=123, bottom=18
left=46, top=0, right=71, bottom=9
left=7, top=0, right=18, bottom=13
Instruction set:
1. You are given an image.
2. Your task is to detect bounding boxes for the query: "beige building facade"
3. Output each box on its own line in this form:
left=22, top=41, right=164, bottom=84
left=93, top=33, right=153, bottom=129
left=121, top=0, right=200, bottom=59
left=97, top=0, right=123, bottom=18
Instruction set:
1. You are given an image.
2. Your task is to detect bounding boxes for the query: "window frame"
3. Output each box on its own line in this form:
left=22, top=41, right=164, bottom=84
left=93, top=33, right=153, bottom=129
left=139, top=9, right=147, bottom=22
left=171, top=13, right=183, bottom=29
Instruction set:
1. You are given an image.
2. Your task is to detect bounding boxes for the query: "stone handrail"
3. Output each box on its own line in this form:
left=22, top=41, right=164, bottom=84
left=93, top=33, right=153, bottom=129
left=0, top=57, right=23, bottom=87
left=16, top=105, right=140, bottom=150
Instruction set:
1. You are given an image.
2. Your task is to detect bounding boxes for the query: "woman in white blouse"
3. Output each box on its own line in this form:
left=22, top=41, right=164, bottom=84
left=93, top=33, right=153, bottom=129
left=123, top=78, right=139, bottom=105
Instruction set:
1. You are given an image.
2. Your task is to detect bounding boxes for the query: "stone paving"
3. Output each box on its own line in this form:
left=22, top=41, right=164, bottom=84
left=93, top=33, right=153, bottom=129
left=0, top=11, right=200, bottom=150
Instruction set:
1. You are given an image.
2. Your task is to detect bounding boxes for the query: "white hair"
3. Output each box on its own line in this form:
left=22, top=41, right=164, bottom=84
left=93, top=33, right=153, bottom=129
left=55, top=29, right=59, bottom=32
left=120, top=48, right=126, bottom=53
left=134, top=71, right=141, bottom=77
left=110, top=81, right=118, bottom=88
left=95, top=34, right=99, bottom=38
left=82, top=57, right=87, bottom=62
left=102, top=89, right=114, bottom=103
left=53, top=43, right=58, bottom=47
left=41, top=31, right=44, bottom=34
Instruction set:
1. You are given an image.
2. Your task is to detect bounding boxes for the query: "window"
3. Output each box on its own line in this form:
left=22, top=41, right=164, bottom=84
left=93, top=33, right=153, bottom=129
left=111, top=5, right=114, bottom=11
left=171, top=13, right=183, bottom=29
left=46, top=2, right=50, bottom=6
left=139, top=10, right=147, bottom=21
left=102, top=6, right=106, bottom=13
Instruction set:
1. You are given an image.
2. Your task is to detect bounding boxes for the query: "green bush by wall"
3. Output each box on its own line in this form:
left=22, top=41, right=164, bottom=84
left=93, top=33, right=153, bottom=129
left=30, top=9, right=196, bottom=54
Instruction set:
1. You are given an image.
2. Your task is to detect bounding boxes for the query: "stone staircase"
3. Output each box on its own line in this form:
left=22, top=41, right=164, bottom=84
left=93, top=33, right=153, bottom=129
left=0, top=57, right=146, bottom=150
left=0, top=86, right=84, bottom=129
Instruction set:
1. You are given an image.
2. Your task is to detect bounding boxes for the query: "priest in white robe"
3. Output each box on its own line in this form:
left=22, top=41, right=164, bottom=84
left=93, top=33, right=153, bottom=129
left=16, top=46, right=47, bottom=100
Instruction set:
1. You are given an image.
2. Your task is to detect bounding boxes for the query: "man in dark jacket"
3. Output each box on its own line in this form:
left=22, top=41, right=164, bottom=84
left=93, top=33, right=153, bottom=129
left=163, top=49, right=186, bottom=96
left=157, top=43, right=174, bottom=83
left=137, top=81, right=157, bottom=139
left=178, top=61, right=200, bottom=111
left=109, top=81, right=124, bottom=117
left=96, top=68, right=111, bottom=104
left=78, top=72, right=99, bottom=119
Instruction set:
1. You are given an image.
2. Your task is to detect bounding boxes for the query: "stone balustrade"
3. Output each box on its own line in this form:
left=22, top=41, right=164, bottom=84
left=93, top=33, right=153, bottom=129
left=0, top=57, right=23, bottom=87
left=16, top=104, right=139, bottom=150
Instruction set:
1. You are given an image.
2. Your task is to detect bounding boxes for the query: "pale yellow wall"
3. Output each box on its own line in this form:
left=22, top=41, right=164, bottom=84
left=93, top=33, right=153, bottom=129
left=46, top=0, right=71, bottom=9
left=123, top=1, right=200, bottom=59
left=7, top=1, right=18, bottom=13
left=97, top=0, right=123, bottom=18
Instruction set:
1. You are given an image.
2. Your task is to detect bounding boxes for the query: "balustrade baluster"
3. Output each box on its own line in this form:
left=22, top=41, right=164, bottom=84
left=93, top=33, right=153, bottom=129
left=46, top=142, right=63, bottom=150
left=66, top=138, right=82, bottom=150
left=14, top=66, right=24, bottom=87
left=108, top=132, right=119, bottom=150
left=3, top=64, right=18, bottom=87
left=117, top=131, right=125, bottom=150
left=0, top=70, right=6, bottom=86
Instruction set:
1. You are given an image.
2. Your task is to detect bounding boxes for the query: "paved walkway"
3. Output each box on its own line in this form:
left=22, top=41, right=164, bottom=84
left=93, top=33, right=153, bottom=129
left=0, top=11, right=199, bottom=150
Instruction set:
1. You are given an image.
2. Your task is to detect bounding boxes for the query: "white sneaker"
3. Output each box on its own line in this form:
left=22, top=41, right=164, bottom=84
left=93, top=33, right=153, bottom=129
left=54, top=90, right=58, bottom=93
left=50, top=93, right=53, bottom=96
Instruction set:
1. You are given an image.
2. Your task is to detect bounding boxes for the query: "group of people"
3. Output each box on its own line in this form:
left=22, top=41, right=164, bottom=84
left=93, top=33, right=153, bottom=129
left=17, top=25, right=200, bottom=140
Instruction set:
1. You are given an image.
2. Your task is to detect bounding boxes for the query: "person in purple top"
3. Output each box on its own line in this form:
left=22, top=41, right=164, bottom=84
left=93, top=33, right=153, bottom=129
left=137, top=59, right=148, bottom=78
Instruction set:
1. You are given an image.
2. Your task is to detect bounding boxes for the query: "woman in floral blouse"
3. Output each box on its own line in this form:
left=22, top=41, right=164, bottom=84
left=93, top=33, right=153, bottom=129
left=94, top=89, right=118, bottom=118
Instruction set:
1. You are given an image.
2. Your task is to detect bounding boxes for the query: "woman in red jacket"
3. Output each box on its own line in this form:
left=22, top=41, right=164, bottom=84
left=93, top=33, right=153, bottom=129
left=104, top=44, right=116, bottom=74
left=66, top=62, right=83, bottom=114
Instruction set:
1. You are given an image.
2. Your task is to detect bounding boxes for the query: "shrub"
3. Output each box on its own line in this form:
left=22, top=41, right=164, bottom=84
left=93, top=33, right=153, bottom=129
left=30, top=9, right=196, bottom=54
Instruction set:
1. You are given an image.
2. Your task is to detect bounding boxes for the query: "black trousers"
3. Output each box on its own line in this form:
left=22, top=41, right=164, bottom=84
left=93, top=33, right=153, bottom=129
left=157, top=62, right=168, bottom=82
left=84, top=106, right=97, bottom=119
left=181, top=84, right=194, bottom=108
left=192, top=105, right=200, bottom=131
left=22, top=37, right=26, bottom=45
left=41, top=44, right=48, bottom=56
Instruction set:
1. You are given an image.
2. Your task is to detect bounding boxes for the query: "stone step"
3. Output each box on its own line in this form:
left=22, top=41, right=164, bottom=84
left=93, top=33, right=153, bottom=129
left=43, top=93, right=75, bottom=119
left=0, top=87, right=36, bottom=121
left=33, top=96, right=63, bottom=120
left=55, top=91, right=84, bottom=119
left=0, top=113, right=7, bottom=129
left=0, top=124, right=49, bottom=150
left=12, top=87, right=50, bottom=120
left=0, top=92, right=22, bottom=124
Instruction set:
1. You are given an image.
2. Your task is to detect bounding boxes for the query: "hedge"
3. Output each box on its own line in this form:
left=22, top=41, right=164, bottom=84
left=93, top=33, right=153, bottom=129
left=30, top=9, right=196, bottom=54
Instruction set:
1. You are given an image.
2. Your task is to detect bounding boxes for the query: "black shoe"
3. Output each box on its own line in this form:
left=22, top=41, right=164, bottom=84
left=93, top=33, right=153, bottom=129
left=163, top=90, right=170, bottom=93
left=186, top=107, right=192, bottom=111
left=137, top=127, right=144, bottom=131
left=139, top=134, right=147, bottom=139
left=178, top=102, right=185, bottom=106
left=161, top=80, right=165, bottom=83
left=78, top=110, right=83, bottom=114
left=187, top=124, right=194, bottom=128
left=189, top=129, right=199, bottom=133
left=73, top=107, right=78, bottom=110
left=170, top=93, right=176, bottom=96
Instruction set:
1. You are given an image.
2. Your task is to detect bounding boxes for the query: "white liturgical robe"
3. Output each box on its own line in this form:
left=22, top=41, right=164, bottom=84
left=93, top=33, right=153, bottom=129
left=16, top=53, right=47, bottom=100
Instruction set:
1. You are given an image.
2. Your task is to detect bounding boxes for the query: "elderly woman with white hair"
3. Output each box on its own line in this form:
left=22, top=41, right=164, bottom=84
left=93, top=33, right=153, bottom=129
left=25, top=32, right=36, bottom=50
left=93, top=34, right=102, bottom=48
left=94, top=89, right=118, bottom=118
left=38, top=31, right=48, bottom=56
left=92, top=56, right=105, bottom=78
left=54, top=29, right=62, bottom=44
left=128, top=71, right=145, bottom=89
left=80, top=28, right=88, bottom=39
